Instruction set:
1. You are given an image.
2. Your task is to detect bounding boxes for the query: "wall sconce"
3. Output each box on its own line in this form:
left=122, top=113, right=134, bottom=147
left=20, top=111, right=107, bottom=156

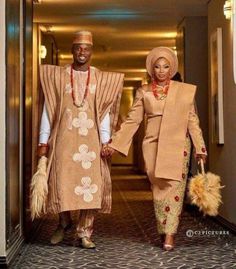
left=224, top=0, right=233, bottom=20
left=40, top=45, right=47, bottom=59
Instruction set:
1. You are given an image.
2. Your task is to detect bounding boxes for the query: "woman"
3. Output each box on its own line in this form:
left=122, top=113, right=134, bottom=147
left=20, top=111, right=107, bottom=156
left=103, top=47, right=207, bottom=250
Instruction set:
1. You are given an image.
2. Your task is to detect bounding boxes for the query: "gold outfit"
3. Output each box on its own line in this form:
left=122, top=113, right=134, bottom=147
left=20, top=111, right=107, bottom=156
left=110, top=81, right=206, bottom=234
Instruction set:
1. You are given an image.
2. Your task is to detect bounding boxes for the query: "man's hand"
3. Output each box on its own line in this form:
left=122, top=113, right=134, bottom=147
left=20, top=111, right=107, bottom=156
left=101, top=144, right=116, bottom=158
left=37, top=143, right=49, bottom=157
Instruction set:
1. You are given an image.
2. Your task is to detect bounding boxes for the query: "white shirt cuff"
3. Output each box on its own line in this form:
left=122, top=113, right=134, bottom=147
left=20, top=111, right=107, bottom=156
left=39, top=103, right=51, bottom=144
left=100, top=112, right=111, bottom=144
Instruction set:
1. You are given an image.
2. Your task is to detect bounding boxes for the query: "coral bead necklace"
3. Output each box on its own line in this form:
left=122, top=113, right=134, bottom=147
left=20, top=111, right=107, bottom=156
left=70, top=64, right=90, bottom=107
left=152, top=79, right=170, bottom=100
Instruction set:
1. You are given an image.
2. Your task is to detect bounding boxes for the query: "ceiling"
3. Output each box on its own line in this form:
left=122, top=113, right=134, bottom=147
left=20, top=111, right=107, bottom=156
left=34, top=0, right=208, bottom=86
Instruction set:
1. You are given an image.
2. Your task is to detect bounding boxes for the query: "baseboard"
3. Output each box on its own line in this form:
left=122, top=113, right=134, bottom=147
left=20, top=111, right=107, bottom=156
left=185, top=203, right=236, bottom=234
left=1, top=219, right=44, bottom=267
left=215, top=215, right=236, bottom=234
left=7, top=233, right=24, bottom=264
left=0, top=256, right=7, bottom=268
left=0, top=235, right=24, bottom=268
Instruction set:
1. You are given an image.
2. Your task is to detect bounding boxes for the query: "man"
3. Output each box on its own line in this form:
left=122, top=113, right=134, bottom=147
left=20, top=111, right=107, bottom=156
left=37, top=31, right=124, bottom=248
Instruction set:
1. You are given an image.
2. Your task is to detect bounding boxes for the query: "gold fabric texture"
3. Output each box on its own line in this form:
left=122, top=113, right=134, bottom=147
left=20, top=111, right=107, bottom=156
left=110, top=80, right=206, bottom=234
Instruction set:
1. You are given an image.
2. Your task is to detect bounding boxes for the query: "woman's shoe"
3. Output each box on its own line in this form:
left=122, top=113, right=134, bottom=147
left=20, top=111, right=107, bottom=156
left=163, top=234, right=174, bottom=251
left=163, top=243, right=174, bottom=251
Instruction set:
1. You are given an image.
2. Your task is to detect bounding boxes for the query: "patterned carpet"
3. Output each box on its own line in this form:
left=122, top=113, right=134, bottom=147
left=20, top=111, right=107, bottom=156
left=11, top=168, right=236, bottom=269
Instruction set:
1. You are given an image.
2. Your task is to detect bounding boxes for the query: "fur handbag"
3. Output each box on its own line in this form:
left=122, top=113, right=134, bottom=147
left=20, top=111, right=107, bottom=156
left=188, top=159, right=224, bottom=216
left=30, top=156, right=48, bottom=220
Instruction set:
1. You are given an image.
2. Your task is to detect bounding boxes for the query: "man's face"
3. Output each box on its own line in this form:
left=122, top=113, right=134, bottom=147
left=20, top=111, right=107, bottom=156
left=71, top=43, right=93, bottom=65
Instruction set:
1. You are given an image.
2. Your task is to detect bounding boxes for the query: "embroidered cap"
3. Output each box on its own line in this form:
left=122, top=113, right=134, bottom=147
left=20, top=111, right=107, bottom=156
left=72, top=31, right=93, bottom=45
left=146, top=47, right=178, bottom=78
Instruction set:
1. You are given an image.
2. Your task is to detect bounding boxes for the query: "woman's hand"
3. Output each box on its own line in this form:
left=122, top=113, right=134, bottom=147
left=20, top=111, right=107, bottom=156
left=101, top=144, right=116, bottom=158
left=195, top=153, right=207, bottom=164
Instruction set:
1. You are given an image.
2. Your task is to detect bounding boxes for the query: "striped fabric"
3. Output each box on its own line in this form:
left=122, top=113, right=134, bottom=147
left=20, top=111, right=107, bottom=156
left=94, top=69, right=124, bottom=213
left=77, top=209, right=97, bottom=238
left=39, top=65, right=64, bottom=126
left=39, top=65, right=124, bottom=214
left=95, top=69, right=124, bottom=130
left=99, top=158, right=112, bottom=213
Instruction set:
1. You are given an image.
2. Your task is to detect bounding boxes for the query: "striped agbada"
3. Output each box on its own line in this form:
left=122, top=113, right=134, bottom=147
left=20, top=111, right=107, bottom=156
left=39, top=64, right=124, bottom=214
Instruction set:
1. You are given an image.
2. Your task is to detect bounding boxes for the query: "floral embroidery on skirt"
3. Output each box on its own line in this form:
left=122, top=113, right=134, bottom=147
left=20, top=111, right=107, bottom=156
left=153, top=136, right=191, bottom=234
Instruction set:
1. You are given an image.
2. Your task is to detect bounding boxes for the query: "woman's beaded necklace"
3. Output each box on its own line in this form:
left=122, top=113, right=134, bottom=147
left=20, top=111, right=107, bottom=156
left=151, top=79, right=170, bottom=100
left=70, top=64, right=90, bottom=107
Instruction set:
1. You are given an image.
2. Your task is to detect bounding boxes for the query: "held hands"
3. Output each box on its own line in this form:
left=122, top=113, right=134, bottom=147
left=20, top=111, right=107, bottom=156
left=101, top=144, right=116, bottom=158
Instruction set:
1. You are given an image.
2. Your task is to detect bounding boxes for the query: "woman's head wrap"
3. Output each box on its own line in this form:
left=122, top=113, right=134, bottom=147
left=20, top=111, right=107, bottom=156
left=146, top=47, right=178, bottom=78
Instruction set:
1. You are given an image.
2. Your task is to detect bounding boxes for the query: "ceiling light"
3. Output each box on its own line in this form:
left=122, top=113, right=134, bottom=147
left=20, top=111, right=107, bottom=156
left=224, top=0, right=233, bottom=20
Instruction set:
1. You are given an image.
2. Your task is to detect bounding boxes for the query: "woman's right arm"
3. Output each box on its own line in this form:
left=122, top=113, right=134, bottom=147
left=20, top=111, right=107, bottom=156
left=109, top=87, right=145, bottom=156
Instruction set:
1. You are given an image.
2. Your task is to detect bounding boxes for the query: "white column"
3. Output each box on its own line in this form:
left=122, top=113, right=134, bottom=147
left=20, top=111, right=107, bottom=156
left=0, top=0, right=6, bottom=257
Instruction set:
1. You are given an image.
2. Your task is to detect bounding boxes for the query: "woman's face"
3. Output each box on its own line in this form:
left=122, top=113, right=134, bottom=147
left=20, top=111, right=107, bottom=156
left=153, top=57, right=171, bottom=83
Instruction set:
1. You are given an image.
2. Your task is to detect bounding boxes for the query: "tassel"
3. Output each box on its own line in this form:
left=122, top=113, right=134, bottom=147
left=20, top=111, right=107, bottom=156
left=30, top=156, right=48, bottom=220
left=188, top=160, right=224, bottom=216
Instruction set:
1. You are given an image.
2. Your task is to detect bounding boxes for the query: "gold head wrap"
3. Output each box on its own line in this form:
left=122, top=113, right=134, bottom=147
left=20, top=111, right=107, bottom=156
left=72, top=31, right=93, bottom=45
left=146, top=47, right=178, bottom=78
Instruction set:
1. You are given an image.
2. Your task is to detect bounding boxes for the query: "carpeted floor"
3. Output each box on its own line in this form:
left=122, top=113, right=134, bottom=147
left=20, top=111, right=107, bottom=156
left=10, top=168, right=236, bottom=269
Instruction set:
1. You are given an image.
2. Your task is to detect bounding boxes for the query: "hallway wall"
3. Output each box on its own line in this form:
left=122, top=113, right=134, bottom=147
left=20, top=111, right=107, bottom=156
left=6, top=0, right=22, bottom=249
left=177, top=16, right=209, bottom=145
left=182, top=17, right=209, bottom=149
left=177, top=16, right=209, bottom=174
left=0, top=0, right=26, bottom=265
left=208, top=0, right=236, bottom=225
left=0, top=0, right=6, bottom=257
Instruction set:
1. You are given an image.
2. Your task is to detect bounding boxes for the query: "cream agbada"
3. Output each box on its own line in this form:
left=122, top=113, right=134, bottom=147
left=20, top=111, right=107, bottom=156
left=40, top=64, right=124, bottom=213
left=33, top=30, right=125, bottom=249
